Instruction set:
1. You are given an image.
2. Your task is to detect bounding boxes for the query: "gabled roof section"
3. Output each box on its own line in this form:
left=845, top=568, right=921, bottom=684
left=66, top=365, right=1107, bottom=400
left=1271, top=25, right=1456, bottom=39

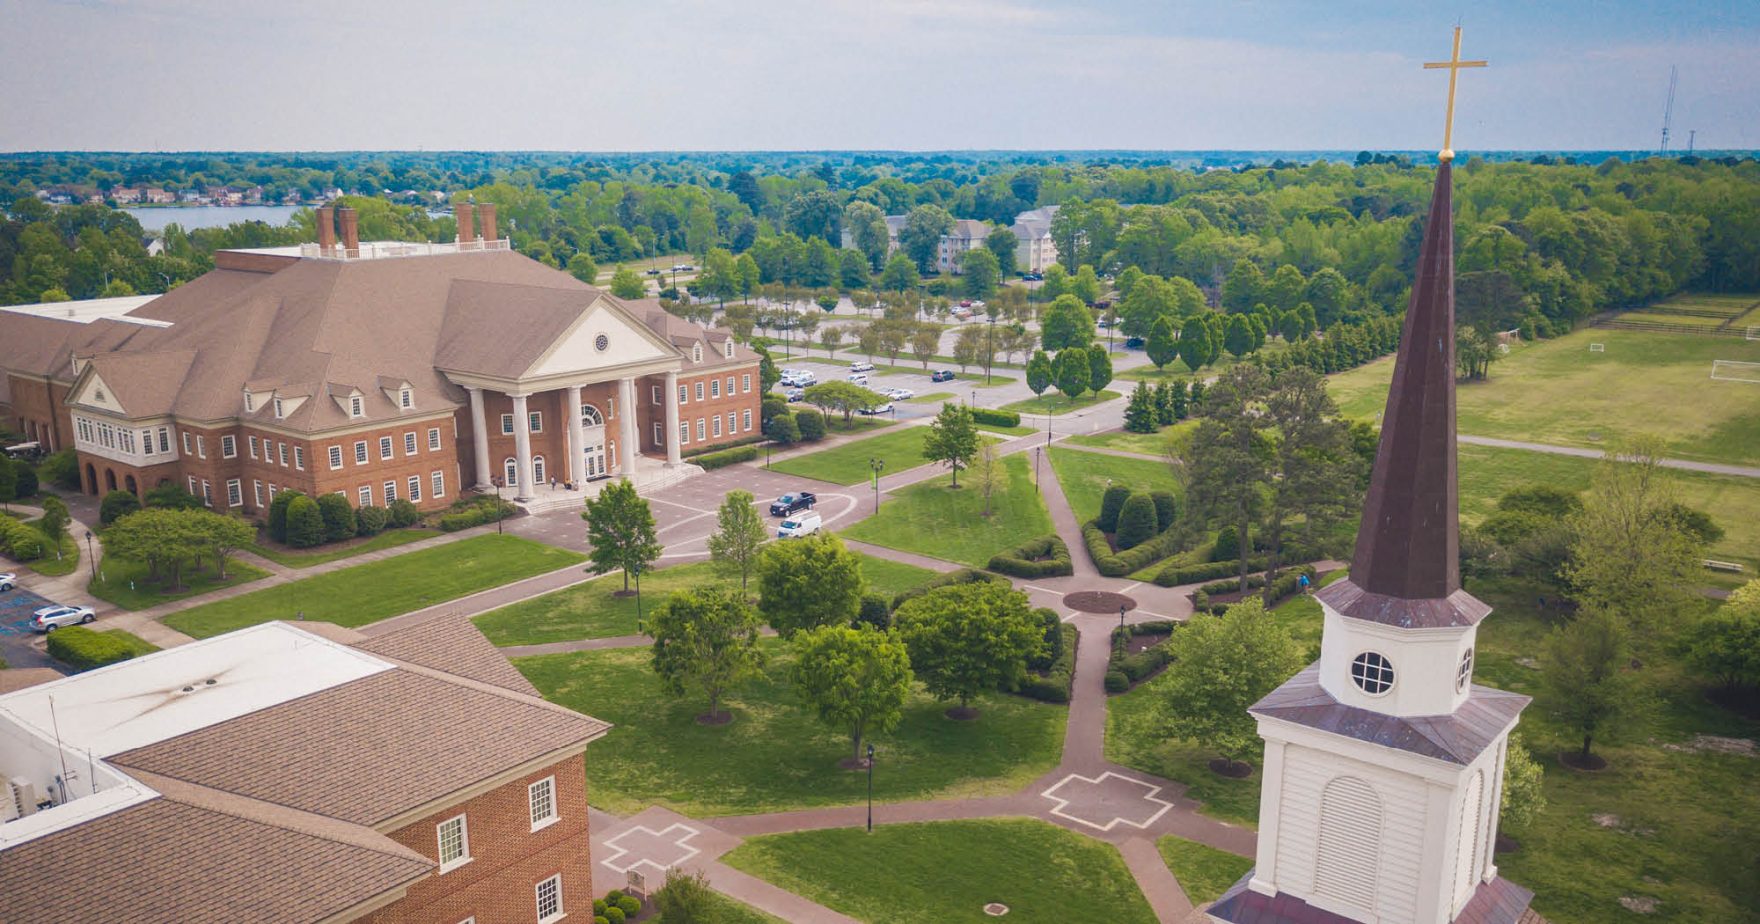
left=1251, top=664, right=1529, bottom=766
left=354, top=615, right=540, bottom=697
left=73, top=351, right=197, bottom=418
left=432, top=279, right=596, bottom=378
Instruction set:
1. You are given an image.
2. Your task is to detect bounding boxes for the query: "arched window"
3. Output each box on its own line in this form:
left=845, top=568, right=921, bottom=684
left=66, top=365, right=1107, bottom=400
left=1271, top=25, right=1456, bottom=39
left=533, top=455, right=547, bottom=484
left=504, top=457, right=519, bottom=486
left=1456, top=648, right=1475, bottom=693
left=1314, top=776, right=1382, bottom=915
left=581, top=403, right=604, bottom=427
left=1452, top=771, right=1485, bottom=911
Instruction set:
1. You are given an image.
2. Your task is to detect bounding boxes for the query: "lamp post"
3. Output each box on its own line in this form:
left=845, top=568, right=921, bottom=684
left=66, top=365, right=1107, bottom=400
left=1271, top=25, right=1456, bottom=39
left=866, top=742, right=876, bottom=833
left=868, top=458, right=885, bottom=514
left=1034, top=445, right=1043, bottom=493
left=985, top=312, right=996, bottom=384
left=491, top=477, right=504, bottom=534
left=84, top=530, right=96, bottom=582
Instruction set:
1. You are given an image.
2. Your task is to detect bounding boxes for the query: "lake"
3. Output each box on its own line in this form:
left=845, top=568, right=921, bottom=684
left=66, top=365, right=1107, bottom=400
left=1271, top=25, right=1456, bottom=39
left=123, top=205, right=302, bottom=232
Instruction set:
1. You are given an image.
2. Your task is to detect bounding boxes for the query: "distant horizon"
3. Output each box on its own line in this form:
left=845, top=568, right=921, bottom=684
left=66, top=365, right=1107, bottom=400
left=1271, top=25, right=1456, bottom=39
left=5, top=147, right=1756, bottom=158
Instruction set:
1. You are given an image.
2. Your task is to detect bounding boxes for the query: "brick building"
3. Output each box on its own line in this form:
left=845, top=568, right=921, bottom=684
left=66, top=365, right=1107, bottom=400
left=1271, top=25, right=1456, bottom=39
left=0, top=204, right=761, bottom=515
left=0, top=616, right=610, bottom=923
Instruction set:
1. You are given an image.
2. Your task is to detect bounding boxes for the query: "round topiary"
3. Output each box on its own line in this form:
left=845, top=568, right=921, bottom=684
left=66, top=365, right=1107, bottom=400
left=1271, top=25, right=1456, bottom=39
left=603, top=906, right=625, bottom=924
left=1104, top=670, right=1129, bottom=693
left=1097, top=485, right=1133, bottom=533
left=1212, top=525, right=1241, bottom=562
left=795, top=409, right=827, bottom=441
left=266, top=489, right=305, bottom=542
left=1149, top=491, right=1177, bottom=533
left=316, top=493, right=356, bottom=543
left=616, top=895, right=642, bottom=916
left=1115, top=493, right=1159, bottom=550
left=285, top=495, right=327, bottom=548
left=99, top=489, right=142, bottom=526
left=355, top=504, right=389, bottom=536
left=387, top=498, right=420, bottom=528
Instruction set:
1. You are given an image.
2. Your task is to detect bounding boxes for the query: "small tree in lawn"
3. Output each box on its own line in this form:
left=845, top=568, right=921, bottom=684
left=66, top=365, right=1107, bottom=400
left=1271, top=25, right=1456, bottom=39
left=1025, top=349, right=1053, bottom=397
left=1541, top=608, right=1645, bottom=770
left=757, top=532, right=863, bottom=637
left=192, top=510, right=255, bottom=580
left=923, top=403, right=980, bottom=488
left=974, top=442, right=1001, bottom=517
left=1178, top=315, right=1213, bottom=372
left=582, top=480, right=662, bottom=602
left=1682, top=580, right=1760, bottom=702
left=791, top=624, right=913, bottom=768
left=707, top=490, right=768, bottom=591
left=1159, top=597, right=1304, bottom=776
left=1088, top=347, right=1113, bottom=395
left=909, top=323, right=941, bottom=369
left=894, top=582, right=1045, bottom=720
left=37, top=495, right=70, bottom=549
left=1565, top=437, right=1705, bottom=632
left=1124, top=380, right=1158, bottom=433
left=1055, top=348, right=1089, bottom=404
left=650, top=587, right=765, bottom=724
left=817, top=324, right=844, bottom=357
left=101, top=508, right=207, bottom=591
left=1146, top=315, right=1178, bottom=370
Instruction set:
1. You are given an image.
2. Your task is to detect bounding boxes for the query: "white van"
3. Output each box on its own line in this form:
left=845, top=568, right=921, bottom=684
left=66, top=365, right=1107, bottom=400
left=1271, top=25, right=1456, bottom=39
left=777, top=511, right=823, bottom=538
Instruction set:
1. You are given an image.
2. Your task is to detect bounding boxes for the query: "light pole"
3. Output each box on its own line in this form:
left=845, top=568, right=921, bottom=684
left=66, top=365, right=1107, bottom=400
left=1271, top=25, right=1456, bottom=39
left=84, top=530, right=96, bottom=583
left=1034, top=445, right=1043, bottom=493
left=866, top=742, right=876, bottom=833
left=985, top=312, right=995, bottom=384
left=491, top=477, right=504, bottom=534
left=868, top=458, right=885, bottom=514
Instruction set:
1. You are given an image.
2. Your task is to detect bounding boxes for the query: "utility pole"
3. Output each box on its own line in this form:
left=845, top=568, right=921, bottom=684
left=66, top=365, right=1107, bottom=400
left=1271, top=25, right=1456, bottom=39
left=1659, top=65, right=1677, bottom=154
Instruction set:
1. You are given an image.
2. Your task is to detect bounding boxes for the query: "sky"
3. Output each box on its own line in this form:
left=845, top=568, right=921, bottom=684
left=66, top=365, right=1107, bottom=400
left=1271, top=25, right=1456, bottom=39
left=2, top=0, right=1757, bottom=153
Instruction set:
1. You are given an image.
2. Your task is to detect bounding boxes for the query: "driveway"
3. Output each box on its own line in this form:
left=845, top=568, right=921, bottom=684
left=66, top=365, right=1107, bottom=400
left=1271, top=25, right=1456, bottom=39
left=0, top=586, right=61, bottom=671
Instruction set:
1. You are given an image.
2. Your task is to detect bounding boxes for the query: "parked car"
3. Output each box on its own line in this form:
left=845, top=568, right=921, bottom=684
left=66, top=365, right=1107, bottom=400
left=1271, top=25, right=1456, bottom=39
left=850, top=361, right=875, bottom=373
left=0, top=572, right=16, bottom=592
left=1023, top=272, right=1044, bottom=281
left=645, top=268, right=662, bottom=276
left=886, top=388, right=914, bottom=401
left=847, top=373, right=869, bottom=385
left=858, top=402, right=895, bottom=415
left=1124, top=337, right=1146, bottom=349
left=769, top=492, right=818, bottom=516
left=785, top=388, right=805, bottom=403
left=777, top=511, right=823, bottom=539
left=930, top=369, right=956, bottom=383
left=31, top=604, right=96, bottom=632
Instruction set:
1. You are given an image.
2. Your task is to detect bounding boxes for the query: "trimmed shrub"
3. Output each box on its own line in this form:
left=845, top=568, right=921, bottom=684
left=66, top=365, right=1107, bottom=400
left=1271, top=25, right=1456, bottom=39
left=1115, top=493, right=1160, bottom=550
left=317, top=493, right=356, bottom=543
left=683, top=432, right=766, bottom=458
left=388, top=499, right=421, bottom=528
left=604, top=907, right=625, bottom=924
left=795, top=409, right=827, bottom=441
left=1108, top=624, right=1177, bottom=683
left=987, top=534, right=1073, bottom=578
left=855, top=594, right=892, bottom=630
left=1104, top=670, right=1130, bottom=693
left=439, top=508, right=486, bottom=532
left=971, top=407, right=1021, bottom=428
left=890, top=567, right=1011, bottom=610
left=1212, top=526, right=1242, bottom=562
left=144, top=484, right=203, bottom=509
left=1097, top=485, right=1132, bottom=533
left=1152, top=548, right=1315, bottom=587
left=12, top=463, right=38, bottom=498
left=695, top=444, right=759, bottom=470
left=1191, top=565, right=1316, bottom=615
left=285, top=495, right=326, bottom=548
left=1080, top=520, right=1187, bottom=578
left=266, top=489, right=304, bottom=541
left=355, top=504, right=389, bottom=536
left=616, top=895, right=642, bottom=917
left=760, top=396, right=789, bottom=427
left=1, top=516, right=46, bottom=560
left=99, top=489, right=142, bottom=526
left=1150, top=491, right=1177, bottom=531
left=1017, top=623, right=1077, bottom=704
left=39, top=448, right=81, bottom=490
left=46, top=626, right=140, bottom=670
left=765, top=413, right=800, bottom=445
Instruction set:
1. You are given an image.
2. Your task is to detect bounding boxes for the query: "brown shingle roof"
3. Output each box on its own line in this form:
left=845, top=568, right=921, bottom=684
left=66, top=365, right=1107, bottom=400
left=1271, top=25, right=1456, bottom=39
left=82, top=350, right=197, bottom=417
left=1205, top=871, right=1535, bottom=924
left=1250, top=664, right=1529, bottom=766
left=433, top=279, right=596, bottom=378
left=1314, top=577, right=1491, bottom=630
left=354, top=614, right=540, bottom=697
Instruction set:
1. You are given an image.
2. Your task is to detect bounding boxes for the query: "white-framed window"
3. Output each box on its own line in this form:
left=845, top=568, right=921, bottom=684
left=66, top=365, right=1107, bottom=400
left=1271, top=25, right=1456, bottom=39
left=535, top=874, right=563, bottom=923
left=432, top=470, right=445, bottom=499
left=248, top=435, right=259, bottom=459
left=158, top=427, right=170, bottom=453
left=408, top=475, right=422, bottom=502
left=226, top=479, right=242, bottom=507
left=679, top=422, right=690, bottom=445
left=358, top=485, right=372, bottom=507
left=187, top=476, right=197, bottom=495
left=651, top=385, right=661, bottom=405
left=379, top=436, right=393, bottom=460
left=500, top=413, right=514, bottom=435
left=529, top=776, right=558, bottom=830
left=692, top=343, right=703, bottom=362
left=711, top=379, right=721, bottom=399
left=504, top=457, right=519, bottom=486
left=1350, top=651, right=1395, bottom=696
left=200, top=479, right=212, bottom=506
left=221, top=435, right=237, bottom=459
left=528, top=411, right=542, bottom=433
left=293, top=446, right=305, bottom=470
left=399, top=387, right=413, bottom=409
left=742, top=409, right=752, bottom=431
left=243, top=391, right=255, bottom=412
left=712, top=416, right=722, bottom=438
left=253, top=480, right=264, bottom=508
left=1456, top=648, right=1474, bottom=693
left=273, top=397, right=285, bottom=419
left=742, top=373, right=751, bottom=393
left=428, top=427, right=442, bottom=451
left=349, top=395, right=364, bottom=417
left=142, top=428, right=154, bottom=455
left=268, top=483, right=278, bottom=499
left=653, top=422, right=662, bottom=446
left=726, top=412, right=736, bottom=435
left=725, top=341, right=734, bottom=359
left=726, top=375, right=735, bottom=395
left=436, top=814, right=470, bottom=873
left=404, top=432, right=418, bottom=455
left=355, top=440, right=368, bottom=464
left=678, top=384, right=688, bottom=404
left=694, top=382, right=704, bottom=401
left=182, top=431, right=192, bottom=453
left=196, top=435, right=206, bottom=458
left=278, top=443, right=289, bottom=466
left=607, top=396, right=614, bottom=417
left=696, top=418, right=705, bottom=440
left=328, top=445, right=343, bottom=469
left=384, top=480, right=398, bottom=502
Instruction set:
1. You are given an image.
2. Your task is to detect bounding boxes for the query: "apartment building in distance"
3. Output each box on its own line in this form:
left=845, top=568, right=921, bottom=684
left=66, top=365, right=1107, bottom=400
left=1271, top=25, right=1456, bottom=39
left=0, top=617, right=611, bottom=924
left=840, top=209, right=1060, bottom=275
left=0, top=203, right=761, bottom=515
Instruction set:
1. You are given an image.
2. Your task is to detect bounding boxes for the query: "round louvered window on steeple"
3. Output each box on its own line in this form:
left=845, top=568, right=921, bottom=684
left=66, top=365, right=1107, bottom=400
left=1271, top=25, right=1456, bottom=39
left=1350, top=651, right=1395, bottom=695
left=1456, top=647, right=1475, bottom=693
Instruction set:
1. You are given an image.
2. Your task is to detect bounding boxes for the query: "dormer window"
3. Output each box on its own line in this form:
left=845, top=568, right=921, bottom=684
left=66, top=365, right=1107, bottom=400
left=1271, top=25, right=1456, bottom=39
left=724, top=341, right=734, bottom=359
left=243, top=391, right=255, bottom=412
left=399, top=388, right=413, bottom=409
left=350, top=395, right=364, bottom=417
left=692, top=344, right=703, bottom=362
left=273, top=398, right=285, bottom=419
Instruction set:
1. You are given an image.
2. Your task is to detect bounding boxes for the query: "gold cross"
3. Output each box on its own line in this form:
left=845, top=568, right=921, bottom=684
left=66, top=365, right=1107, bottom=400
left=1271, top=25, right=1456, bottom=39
left=1424, top=26, right=1488, bottom=161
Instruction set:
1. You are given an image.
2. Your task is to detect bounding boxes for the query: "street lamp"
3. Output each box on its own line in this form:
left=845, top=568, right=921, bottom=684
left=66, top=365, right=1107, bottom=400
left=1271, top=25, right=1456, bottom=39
left=84, top=530, right=96, bottom=582
left=866, top=742, right=876, bottom=833
left=1034, top=446, right=1043, bottom=493
left=490, top=477, right=504, bottom=534
left=985, top=312, right=996, bottom=384
left=868, top=458, right=885, bottom=513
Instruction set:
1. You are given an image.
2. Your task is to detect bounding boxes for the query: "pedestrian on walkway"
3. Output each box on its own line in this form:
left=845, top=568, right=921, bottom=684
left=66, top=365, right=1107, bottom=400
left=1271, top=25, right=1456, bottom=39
left=1298, top=573, right=1311, bottom=595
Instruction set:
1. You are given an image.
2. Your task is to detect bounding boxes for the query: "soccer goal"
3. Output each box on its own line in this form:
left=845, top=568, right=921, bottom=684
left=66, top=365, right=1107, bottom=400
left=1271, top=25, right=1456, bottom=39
left=1588, top=343, right=1606, bottom=353
left=1747, top=325, right=1760, bottom=341
left=1710, top=360, right=1760, bottom=384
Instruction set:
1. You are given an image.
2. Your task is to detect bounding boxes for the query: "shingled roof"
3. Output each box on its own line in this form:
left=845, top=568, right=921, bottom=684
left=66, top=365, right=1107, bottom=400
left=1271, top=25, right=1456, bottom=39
left=1206, top=870, right=1539, bottom=924
left=1250, top=664, right=1529, bottom=766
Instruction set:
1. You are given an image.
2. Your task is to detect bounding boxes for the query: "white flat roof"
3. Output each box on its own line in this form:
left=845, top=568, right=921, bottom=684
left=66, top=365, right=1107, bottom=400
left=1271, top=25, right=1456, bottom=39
left=0, top=622, right=393, bottom=759
left=2, top=294, right=162, bottom=324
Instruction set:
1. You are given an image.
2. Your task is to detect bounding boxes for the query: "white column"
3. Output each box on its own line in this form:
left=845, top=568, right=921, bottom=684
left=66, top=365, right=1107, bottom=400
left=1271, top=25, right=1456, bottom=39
left=617, top=377, right=638, bottom=478
left=1248, top=737, right=1288, bottom=895
left=663, top=370, right=682, bottom=466
left=566, top=384, right=586, bottom=488
left=510, top=393, right=533, bottom=501
left=467, top=386, right=492, bottom=490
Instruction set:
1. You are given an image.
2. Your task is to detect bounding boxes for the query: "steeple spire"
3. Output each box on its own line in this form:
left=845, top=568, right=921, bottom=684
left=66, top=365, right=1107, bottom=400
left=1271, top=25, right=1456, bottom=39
left=1349, top=161, right=1460, bottom=600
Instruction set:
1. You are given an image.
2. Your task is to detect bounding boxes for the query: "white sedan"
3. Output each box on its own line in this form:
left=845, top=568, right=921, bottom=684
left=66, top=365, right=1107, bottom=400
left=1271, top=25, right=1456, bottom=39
left=31, top=604, right=96, bottom=632
left=847, top=373, right=869, bottom=385
left=886, top=388, right=915, bottom=401
left=0, top=572, right=16, bottom=592
left=858, top=403, right=895, bottom=415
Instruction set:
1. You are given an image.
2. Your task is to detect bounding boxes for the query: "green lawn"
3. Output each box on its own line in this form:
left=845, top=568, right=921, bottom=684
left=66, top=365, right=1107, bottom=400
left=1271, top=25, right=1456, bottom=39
left=658, top=892, right=786, bottom=924
left=768, top=427, right=931, bottom=486
left=1063, top=426, right=1182, bottom=457
left=22, top=524, right=79, bottom=577
left=1109, top=581, right=1760, bottom=923
left=722, top=819, right=1158, bottom=924
left=1000, top=389, right=1122, bottom=417
left=473, top=553, right=938, bottom=646
left=1158, top=836, right=1254, bottom=905
left=89, top=555, right=272, bottom=611
left=1047, top=446, right=1182, bottom=522
left=519, top=642, right=1065, bottom=816
left=904, top=391, right=956, bottom=404
left=164, top=534, right=583, bottom=638
left=823, top=416, right=897, bottom=435
left=1326, top=326, right=1760, bottom=465
left=843, top=453, right=1052, bottom=567
left=247, top=528, right=439, bottom=569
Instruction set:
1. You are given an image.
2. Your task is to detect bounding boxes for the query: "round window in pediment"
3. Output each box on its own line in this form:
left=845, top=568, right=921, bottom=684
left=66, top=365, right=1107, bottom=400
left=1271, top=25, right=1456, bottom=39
left=1456, top=647, right=1474, bottom=693
left=1350, top=651, right=1395, bottom=696
left=595, top=333, right=610, bottom=352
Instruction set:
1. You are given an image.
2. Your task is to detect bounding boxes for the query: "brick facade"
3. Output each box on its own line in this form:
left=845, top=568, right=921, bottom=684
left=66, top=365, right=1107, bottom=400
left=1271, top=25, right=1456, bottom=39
left=656, top=366, right=762, bottom=454
left=2, top=374, right=71, bottom=452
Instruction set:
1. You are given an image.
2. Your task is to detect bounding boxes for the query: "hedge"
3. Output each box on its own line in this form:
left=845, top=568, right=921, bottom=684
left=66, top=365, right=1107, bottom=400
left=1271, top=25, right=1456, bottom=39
left=1081, top=519, right=1187, bottom=578
left=971, top=407, right=1021, bottom=428
left=684, top=432, right=767, bottom=459
left=986, top=534, right=1074, bottom=578
left=0, top=515, right=46, bottom=561
left=1153, top=547, right=1319, bottom=587
left=1017, top=623, right=1078, bottom=704
left=1116, top=493, right=1160, bottom=549
left=1191, top=565, right=1316, bottom=615
left=695, top=444, right=759, bottom=470
left=46, top=626, right=145, bottom=670
left=1107, top=622, right=1177, bottom=685
left=1097, top=485, right=1131, bottom=533
left=437, top=495, right=516, bottom=532
left=890, top=567, right=1012, bottom=610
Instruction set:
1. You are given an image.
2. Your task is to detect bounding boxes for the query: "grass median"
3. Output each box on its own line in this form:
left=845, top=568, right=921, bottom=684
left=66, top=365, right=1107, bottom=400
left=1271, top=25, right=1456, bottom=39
left=843, top=453, right=1051, bottom=567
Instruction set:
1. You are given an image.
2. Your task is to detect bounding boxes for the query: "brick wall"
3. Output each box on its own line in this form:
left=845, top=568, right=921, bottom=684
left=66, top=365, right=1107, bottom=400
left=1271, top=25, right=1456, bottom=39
left=360, top=753, right=593, bottom=924
left=4, top=374, right=70, bottom=452
left=646, top=364, right=761, bottom=455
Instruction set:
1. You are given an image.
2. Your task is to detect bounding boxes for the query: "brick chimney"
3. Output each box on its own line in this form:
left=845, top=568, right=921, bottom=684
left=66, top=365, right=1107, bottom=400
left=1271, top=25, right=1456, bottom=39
left=455, top=201, right=476, bottom=248
left=338, top=206, right=360, bottom=258
left=316, top=205, right=335, bottom=256
left=478, top=203, right=498, bottom=245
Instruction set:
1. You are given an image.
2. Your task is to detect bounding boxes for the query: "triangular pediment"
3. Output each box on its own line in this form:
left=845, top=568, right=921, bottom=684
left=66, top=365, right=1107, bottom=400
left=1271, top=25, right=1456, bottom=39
left=73, top=370, right=129, bottom=415
left=523, top=296, right=677, bottom=378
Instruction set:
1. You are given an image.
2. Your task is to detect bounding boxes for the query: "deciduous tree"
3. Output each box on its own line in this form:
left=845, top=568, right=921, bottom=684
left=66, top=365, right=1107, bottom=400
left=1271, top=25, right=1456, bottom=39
left=790, top=624, right=913, bottom=766
left=650, top=587, right=765, bottom=722
left=894, top=582, right=1045, bottom=717
left=843, top=201, right=890, bottom=269
left=1025, top=350, right=1053, bottom=397
left=758, top=533, right=864, bottom=637
left=899, top=204, right=954, bottom=274
left=582, top=479, right=662, bottom=594
left=609, top=265, right=646, bottom=299
left=1178, top=315, right=1213, bottom=372
left=1055, top=348, right=1090, bottom=402
left=961, top=247, right=1000, bottom=300
left=1180, top=365, right=1272, bottom=590
left=1040, top=294, right=1095, bottom=351
left=708, top=490, right=768, bottom=590
left=1564, top=438, right=1706, bottom=630
left=1146, top=315, right=1178, bottom=370
left=923, top=403, right=980, bottom=487
left=1088, top=347, right=1113, bottom=394
left=1542, top=608, right=1645, bottom=768
left=1159, top=598, right=1304, bottom=773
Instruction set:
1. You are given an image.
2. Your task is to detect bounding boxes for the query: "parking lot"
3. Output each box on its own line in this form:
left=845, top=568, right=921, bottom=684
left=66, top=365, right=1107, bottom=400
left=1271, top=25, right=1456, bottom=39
left=0, top=585, right=59, bottom=671
left=778, top=360, right=986, bottom=421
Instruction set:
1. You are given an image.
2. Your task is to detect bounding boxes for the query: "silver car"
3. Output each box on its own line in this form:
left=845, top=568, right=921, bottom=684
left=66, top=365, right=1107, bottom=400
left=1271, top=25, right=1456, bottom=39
left=0, top=572, right=16, bottom=592
left=31, top=604, right=96, bottom=632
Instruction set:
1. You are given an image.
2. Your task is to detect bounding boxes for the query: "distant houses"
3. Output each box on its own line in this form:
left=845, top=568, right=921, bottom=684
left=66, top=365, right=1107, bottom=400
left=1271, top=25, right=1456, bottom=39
left=840, top=207, right=1061, bottom=275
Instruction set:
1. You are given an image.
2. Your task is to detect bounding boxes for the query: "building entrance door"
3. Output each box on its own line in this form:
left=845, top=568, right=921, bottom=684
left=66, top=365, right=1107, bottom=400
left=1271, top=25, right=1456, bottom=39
left=580, top=404, right=610, bottom=479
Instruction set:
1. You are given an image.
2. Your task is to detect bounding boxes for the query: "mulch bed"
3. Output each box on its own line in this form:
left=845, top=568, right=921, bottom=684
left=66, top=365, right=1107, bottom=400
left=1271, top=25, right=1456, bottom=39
left=1065, top=590, right=1138, bottom=614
